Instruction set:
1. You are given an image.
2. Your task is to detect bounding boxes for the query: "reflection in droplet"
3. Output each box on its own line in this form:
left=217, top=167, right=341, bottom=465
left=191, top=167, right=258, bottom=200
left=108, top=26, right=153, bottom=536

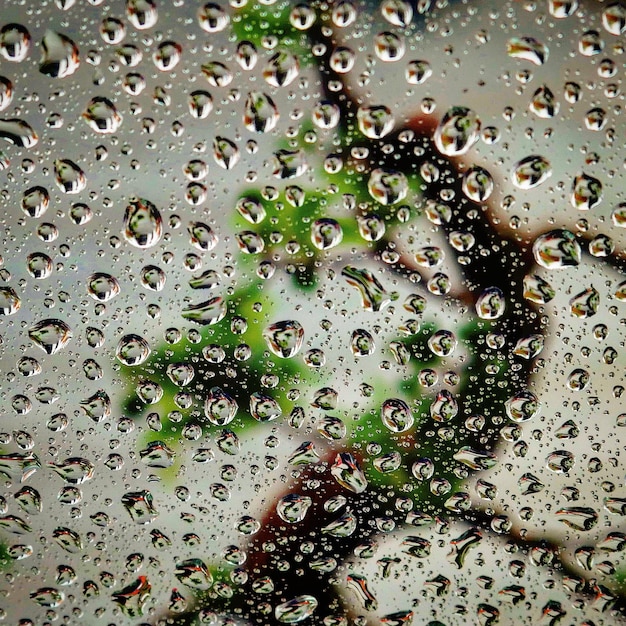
left=532, top=230, right=581, bottom=269
left=29, top=319, right=72, bottom=354
left=507, top=36, right=549, bottom=65
left=124, top=198, right=162, bottom=248
left=434, top=107, right=481, bottom=156
left=511, top=155, right=551, bottom=189
left=39, top=31, right=80, bottom=78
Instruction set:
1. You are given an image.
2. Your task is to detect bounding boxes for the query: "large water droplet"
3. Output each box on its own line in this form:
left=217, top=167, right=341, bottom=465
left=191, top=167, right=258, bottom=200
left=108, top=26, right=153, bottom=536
left=112, top=576, right=151, bottom=618
left=249, top=392, right=282, bottom=422
left=122, top=490, right=158, bottom=524
left=39, top=30, right=79, bottom=78
left=204, top=387, right=238, bottom=426
left=0, top=24, right=31, bottom=62
left=0, top=286, right=21, bottom=315
left=571, top=172, right=602, bottom=210
left=54, top=158, right=86, bottom=193
left=123, top=198, right=163, bottom=248
left=213, top=136, right=239, bottom=170
left=29, top=319, right=72, bottom=354
left=116, top=334, right=151, bottom=366
left=511, top=155, right=552, bottom=189
left=264, top=50, right=299, bottom=87
left=507, top=36, right=549, bottom=65
left=87, top=272, right=120, bottom=301
left=127, top=0, right=158, bottom=29
left=357, top=105, right=394, bottom=139
left=277, top=494, right=312, bottom=523
left=368, top=168, right=408, bottom=205
left=381, top=398, right=414, bottom=432
left=263, top=320, right=305, bottom=358
left=476, top=287, right=506, bottom=320
left=0, top=119, right=38, bottom=148
left=82, top=97, right=122, bottom=133
left=311, top=218, right=343, bottom=250
left=275, top=596, right=319, bottom=624
left=570, top=286, right=599, bottom=318
left=434, top=107, right=481, bottom=156
left=331, top=453, right=367, bottom=493
left=532, top=229, right=581, bottom=269
left=244, top=91, right=279, bottom=133
left=342, top=265, right=391, bottom=312
left=175, top=558, right=213, bottom=590
left=505, top=390, right=540, bottom=422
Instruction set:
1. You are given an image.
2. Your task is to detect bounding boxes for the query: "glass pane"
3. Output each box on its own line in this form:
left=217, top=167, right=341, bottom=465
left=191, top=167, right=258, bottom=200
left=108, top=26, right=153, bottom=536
left=0, top=0, right=625, bottom=624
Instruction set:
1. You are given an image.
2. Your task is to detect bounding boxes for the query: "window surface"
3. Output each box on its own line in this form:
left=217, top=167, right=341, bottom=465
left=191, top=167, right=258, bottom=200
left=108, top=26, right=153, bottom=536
left=0, top=1, right=625, bottom=624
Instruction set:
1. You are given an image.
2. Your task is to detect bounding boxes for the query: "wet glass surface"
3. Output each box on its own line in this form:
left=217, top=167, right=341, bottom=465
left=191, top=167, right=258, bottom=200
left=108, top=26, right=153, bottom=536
left=0, top=0, right=625, bottom=624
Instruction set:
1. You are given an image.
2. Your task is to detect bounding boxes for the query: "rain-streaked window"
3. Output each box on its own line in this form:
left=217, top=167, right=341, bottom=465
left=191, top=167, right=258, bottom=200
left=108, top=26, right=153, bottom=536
left=1, top=1, right=625, bottom=624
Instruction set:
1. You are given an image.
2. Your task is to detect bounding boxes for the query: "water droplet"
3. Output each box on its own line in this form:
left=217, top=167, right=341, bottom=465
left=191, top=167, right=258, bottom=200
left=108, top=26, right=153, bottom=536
left=276, top=596, right=319, bottom=623
left=434, top=106, right=481, bottom=156
left=80, top=389, right=111, bottom=422
left=0, top=24, right=31, bottom=62
left=342, top=266, right=391, bottom=312
left=332, top=0, right=358, bottom=27
left=14, top=486, right=42, bottom=515
left=127, top=0, right=158, bottom=29
left=532, top=229, right=581, bottom=269
left=0, top=119, right=38, bottom=148
left=374, top=32, right=405, bottom=62
left=430, top=389, right=458, bottom=422
left=116, top=334, right=150, bottom=366
left=198, top=2, right=229, bottom=32
left=511, top=155, right=552, bottom=189
left=201, top=61, right=232, bottom=87
left=312, top=101, right=340, bottom=129
left=571, top=172, right=602, bottom=210
left=405, top=59, right=432, bottom=85
left=188, top=221, right=218, bottom=251
left=347, top=573, right=378, bottom=610
left=29, top=318, right=72, bottom=354
left=570, top=286, right=599, bottom=318
left=356, top=214, right=385, bottom=242
left=513, top=334, right=544, bottom=359
left=236, top=230, right=265, bottom=253
left=311, top=218, right=343, bottom=250
left=236, top=196, right=266, bottom=224
left=0, top=286, right=21, bottom=315
left=382, top=0, right=413, bottom=25
left=52, top=526, right=82, bottom=552
left=322, top=507, right=357, bottom=537
left=462, top=166, right=494, bottom=202
left=428, top=329, right=457, bottom=357
left=188, top=90, right=213, bottom=119
left=250, top=392, right=282, bottom=422
left=175, top=558, right=213, bottom=589
left=54, top=159, right=86, bottom=193
left=49, top=457, right=94, bottom=484
left=277, top=493, right=312, bottom=523
left=112, top=576, right=151, bottom=618
left=39, top=30, right=79, bottom=78
left=454, top=446, right=498, bottom=471
left=381, top=398, right=414, bottom=432
left=317, top=415, right=346, bottom=440
left=204, top=387, right=238, bottom=426
left=476, top=286, right=506, bottom=320
left=548, top=0, right=579, bottom=18
left=153, top=40, right=181, bottom=71
left=602, top=3, right=626, bottom=35
left=87, top=272, right=120, bottom=301
left=273, top=148, right=308, bottom=179
left=213, top=136, right=239, bottom=170
left=263, top=320, right=304, bottom=358
left=124, top=198, right=162, bottom=248
left=507, top=36, right=549, bottom=65
left=139, top=441, right=175, bottom=468
left=100, top=17, right=125, bottom=44
left=368, top=168, right=408, bottom=204
left=122, top=490, right=158, bottom=524
left=331, top=453, right=367, bottom=493
left=290, top=4, right=316, bottom=30
left=140, top=265, right=166, bottom=291
left=244, top=91, right=279, bottom=133
left=358, top=105, right=394, bottom=139
left=30, top=587, right=64, bottom=608
left=82, top=96, right=122, bottom=133
left=556, top=506, right=598, bottom=531
left=505, top=390, right=540, bottom=422
left=264, top=50, right=299, bottom=87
